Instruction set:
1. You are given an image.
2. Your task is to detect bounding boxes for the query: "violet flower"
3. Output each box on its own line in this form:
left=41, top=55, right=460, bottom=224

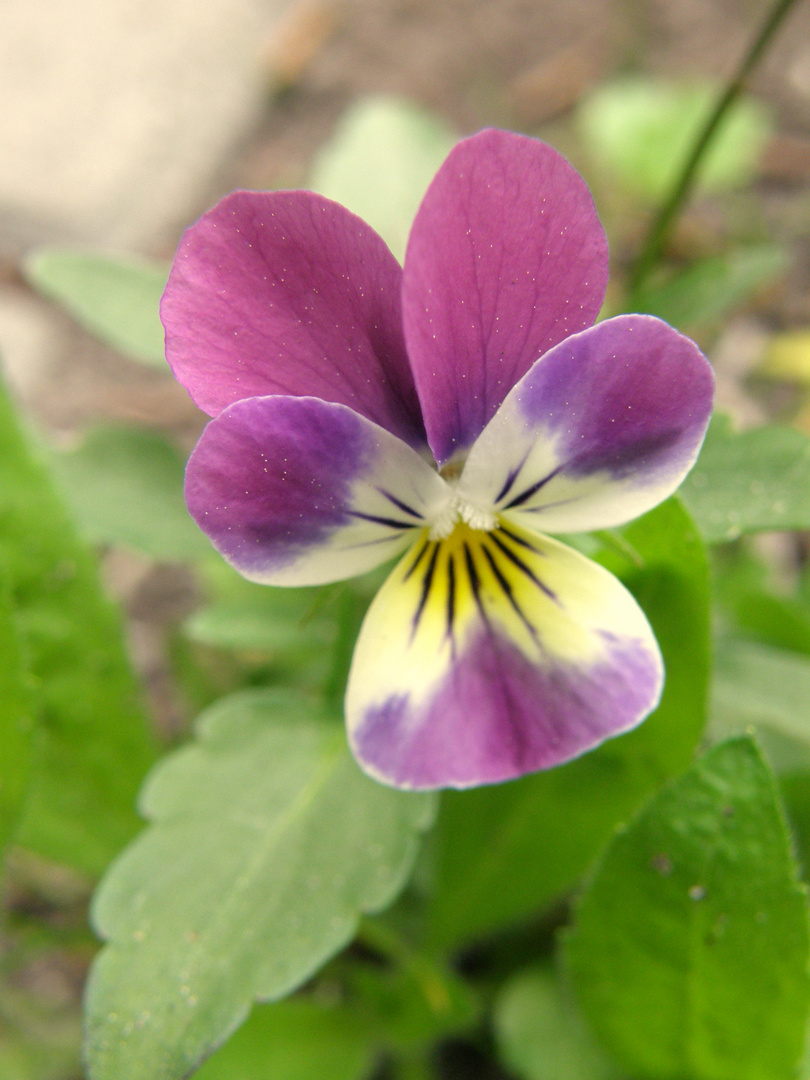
left=162, top=129, right=714, bottom=790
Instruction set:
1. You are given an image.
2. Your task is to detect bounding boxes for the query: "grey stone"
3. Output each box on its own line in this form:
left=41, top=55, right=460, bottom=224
left=0, top=0, right=295, bottom=254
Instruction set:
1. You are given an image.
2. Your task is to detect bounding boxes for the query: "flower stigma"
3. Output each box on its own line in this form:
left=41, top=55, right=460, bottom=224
left=429, top=489, right=498, bottom=540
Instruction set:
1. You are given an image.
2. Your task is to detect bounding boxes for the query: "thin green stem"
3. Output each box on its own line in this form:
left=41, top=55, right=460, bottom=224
left=322, top=585, right=365, bottom=711
left=390, top=1050, right=436, bottom=1080
left=357, top=917, right=454, bottom=1018
left=593, top=529, right=645, bottom=568
left=627, top=0, right=801, bottom=295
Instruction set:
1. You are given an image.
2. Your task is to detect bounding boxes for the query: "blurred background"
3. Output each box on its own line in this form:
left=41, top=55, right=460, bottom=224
left=2, top=0, right=810, bottom=1076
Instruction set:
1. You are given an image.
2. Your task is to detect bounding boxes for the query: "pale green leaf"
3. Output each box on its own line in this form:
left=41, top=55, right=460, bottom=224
left=494, top=968, right=624, bottom=1080
left=681, top=415, right=810, bottom=541
left=630, top=245, right=786, bottom=329
left=578, top=79, right=770, bottom=201
left=711, top=638, right=810, bottom=772
left=24, top=249, right=169, bottom=366
left=308, top=96, right=456, bottom=262
left=84, top=690, right=435, bottom=1080
left=0, top=375, right=156, bottom=875
left=427, top=499, right=710, bottom=948
left=186, top=580, right=335, bottom=655
left=566, top=738, right=810, bottom=1080
left=52, top=426, right=210, bottom=560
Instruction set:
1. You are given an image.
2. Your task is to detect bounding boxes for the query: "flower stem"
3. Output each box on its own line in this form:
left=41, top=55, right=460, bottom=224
left=322, top=585, right=365, bottom=711
left=390, top=1050, right=437, bottom=1080
left=357, top=917, right=454, bottom=1017
left=627, top=0, right=801, bottom=296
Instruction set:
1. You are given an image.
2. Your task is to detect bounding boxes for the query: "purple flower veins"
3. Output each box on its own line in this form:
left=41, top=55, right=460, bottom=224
left=162, top=128, right=714, bottom=790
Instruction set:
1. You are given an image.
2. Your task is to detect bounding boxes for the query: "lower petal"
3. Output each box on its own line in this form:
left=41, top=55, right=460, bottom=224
left=346, top=521, right=662, bottom=789
left=185, top=396, right=449, bottom=586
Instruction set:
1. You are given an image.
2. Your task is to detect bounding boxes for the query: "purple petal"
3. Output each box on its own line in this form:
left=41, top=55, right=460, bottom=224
left=162, top=190, right=425, bottom=446
left=185, top=396, right=448, bottom=586
left=459, top=315, right=715, bottom=534
left=401, top=129, right=609, bottom=464
left=346, top=525, right=662, bottom=789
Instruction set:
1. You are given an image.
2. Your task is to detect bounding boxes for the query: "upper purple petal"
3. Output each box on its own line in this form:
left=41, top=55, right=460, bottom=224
left=401, top=129, right=609, bottom=464
left=162, top=190, right=426, bottom=446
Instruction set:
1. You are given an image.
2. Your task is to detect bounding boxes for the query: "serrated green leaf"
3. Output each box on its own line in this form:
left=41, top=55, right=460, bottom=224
left=308, top=96, right=456, bottom=262
left=84, top=690, right=435, bottom=1080
left=578, top=79, right=770, bottom=201
left=681, top=414, right=810, bottom=541
left=427, top=499, right=710, bottom=948
left=566, top=738, right=810, bottom=1080
left=0, top=376, right=156, bottom=874
left=630, top=246, right=786, bottom=329
left=194, top=997, right=375, bottom=1080
left=52, top=426, right=211, bottom=560
left=24, top=249, right=169, bottom=366
left=494, top=968, right=624, bottom=1080
left=0, top=564, right=35, bottom=857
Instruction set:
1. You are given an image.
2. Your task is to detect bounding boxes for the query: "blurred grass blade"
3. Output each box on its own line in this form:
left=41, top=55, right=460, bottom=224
left=629, top=245, right=786, bottom=328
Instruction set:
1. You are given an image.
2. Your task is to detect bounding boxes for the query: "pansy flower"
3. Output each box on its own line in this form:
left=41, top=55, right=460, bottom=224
left=162, top=129, right=714, bottom=791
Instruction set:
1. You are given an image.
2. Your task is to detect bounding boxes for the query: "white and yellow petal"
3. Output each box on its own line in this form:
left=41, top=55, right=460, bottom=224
left=346, top=520, right=663, bottom=789
left=457, top=315, right=714, bottom=534
left=185, top=395, right=449, bottom=586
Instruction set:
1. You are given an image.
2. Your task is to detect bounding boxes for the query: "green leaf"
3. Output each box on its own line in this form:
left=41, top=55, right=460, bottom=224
left=629, top=245, right=786, bottom=329
left=0, top=565, right=35, bottom=857
left=578, top=78, right=770, bottom=201
left=712, top=544, right=810, bottom=656
left=565, top=738, right=810, bottom=1080
left=84, top=689, right=435, bottom=1080
left=52, top=426, right=211, bottom=560
left=186, top=575, right=335, bottom=655
left=494, top=968, right=624, bottom=1080
left=0, top=376, right=156, bottom=875
left=711, top=639, right=810, bottom=772
left=194, top=997, right=375, bottom=1080
left=24, top=249, right=169, bottom=366
left=308, top=96, right=456, bottom=262
left=681, top=414, right=810, bottom=542
left=427, top=499, right=710, bottom=949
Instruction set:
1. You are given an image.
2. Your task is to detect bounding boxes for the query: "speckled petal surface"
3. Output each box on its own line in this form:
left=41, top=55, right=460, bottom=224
left=346, top=521, right=662, bottom=789
left=162, top=190, right=426, bottom=446
left=401, top=129, right=609, bottom=465
left=184, top=396, right=449, bottom=586
left=458, top=314, right=715, bottom=534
